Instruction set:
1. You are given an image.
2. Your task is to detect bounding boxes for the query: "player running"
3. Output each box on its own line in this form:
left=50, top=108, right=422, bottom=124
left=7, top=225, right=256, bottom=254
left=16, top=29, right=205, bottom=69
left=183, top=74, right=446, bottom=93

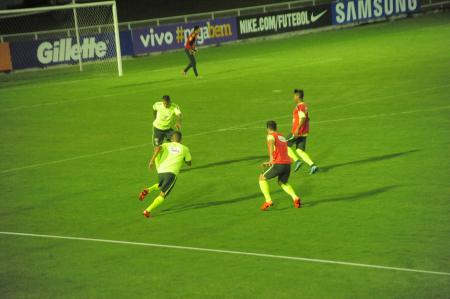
left=152, top=95, right=182, bottom=146
left=139, top=131, right=192, bottom=218
left=259, top=120, right=301, bottom=211
left=182, top=25, right=201, bottom=77
left=287, top=89, right=319, bottom=175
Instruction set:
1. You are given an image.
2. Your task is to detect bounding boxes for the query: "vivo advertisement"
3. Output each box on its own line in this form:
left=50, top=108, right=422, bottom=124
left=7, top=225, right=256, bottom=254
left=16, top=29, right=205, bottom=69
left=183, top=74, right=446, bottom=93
left=4, top=4, right=422, bottom=71
left=332, top=0, right=420, bottom=25
left=131, top=17, right=238, bottom=55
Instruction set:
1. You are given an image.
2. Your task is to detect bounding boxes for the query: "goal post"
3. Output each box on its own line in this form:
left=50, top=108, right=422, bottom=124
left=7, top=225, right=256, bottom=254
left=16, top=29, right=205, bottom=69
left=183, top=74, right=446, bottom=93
left=0, top=0, right=123, bottom=77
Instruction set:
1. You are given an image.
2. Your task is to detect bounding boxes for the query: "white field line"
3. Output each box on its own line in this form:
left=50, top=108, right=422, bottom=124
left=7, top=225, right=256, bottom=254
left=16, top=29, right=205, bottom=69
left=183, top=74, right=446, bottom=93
left=0, top=48, right=333, bottom=92
left=0, top=231, right=449, bottom=277
left=203, top=83, right=450, bottom=132
left=0, top=88, right=147, bottom=112
left=0, top=66, right=178, bottom=92
left=0, top=143, right=152, bottom=174
left=1, top=104, right=449, bottom=175
left=0, top=125, right=246, bottom=174
left=237, top=105, right=450, bottom=130
left=0, top=58, right=342, bottom=112
left=313, top=83, right=450, bottom=113
left=2, top=64, right=449, bottom=113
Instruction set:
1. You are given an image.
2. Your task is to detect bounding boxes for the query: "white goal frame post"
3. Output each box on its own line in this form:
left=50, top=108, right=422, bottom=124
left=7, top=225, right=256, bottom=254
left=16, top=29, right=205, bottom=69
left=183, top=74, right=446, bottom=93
left=0, top=0, right=123, bottom=76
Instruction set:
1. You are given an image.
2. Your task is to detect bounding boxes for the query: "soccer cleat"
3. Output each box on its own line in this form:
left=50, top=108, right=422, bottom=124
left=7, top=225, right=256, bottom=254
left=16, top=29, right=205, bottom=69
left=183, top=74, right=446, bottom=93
left=260, top=201, right=273, bottom=211
left=139, top=189, right=149, bottom=201
left=294, top=198, right=301, bottom=208
left=310, top=165, right=319, bottom=175
left=182, top=70, right=187, bottom=76
left=143, top=210, right=152, bottom=218
left=294, top=160, right=303, bottom=172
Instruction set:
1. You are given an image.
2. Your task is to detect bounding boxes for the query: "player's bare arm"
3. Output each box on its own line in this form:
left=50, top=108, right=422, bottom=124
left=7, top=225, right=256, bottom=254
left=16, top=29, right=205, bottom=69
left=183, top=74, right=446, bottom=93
left=148, top=146, right=162, bottom=169
left=175, top=114, right=182, bottom=131
left=262, top=138, right=275, bottom=167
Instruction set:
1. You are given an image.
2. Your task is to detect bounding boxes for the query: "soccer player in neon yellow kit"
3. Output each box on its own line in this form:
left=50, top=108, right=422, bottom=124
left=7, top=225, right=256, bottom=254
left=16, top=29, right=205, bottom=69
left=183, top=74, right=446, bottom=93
left=139, top=131, right=192, bottom=218
left=152, top=95, right=182, bottom=146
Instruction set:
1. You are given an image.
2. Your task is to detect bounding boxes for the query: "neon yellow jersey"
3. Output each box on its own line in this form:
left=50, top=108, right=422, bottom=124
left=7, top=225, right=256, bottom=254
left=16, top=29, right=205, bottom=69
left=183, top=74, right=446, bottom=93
left=156, top=142, right=191, bottom=175
left=153, top=102, right=182, bottom=130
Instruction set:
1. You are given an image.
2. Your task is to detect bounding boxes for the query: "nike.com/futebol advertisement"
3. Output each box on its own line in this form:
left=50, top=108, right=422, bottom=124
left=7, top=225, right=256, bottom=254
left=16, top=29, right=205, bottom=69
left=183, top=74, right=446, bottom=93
left=237, top=4, right=332, bottom=39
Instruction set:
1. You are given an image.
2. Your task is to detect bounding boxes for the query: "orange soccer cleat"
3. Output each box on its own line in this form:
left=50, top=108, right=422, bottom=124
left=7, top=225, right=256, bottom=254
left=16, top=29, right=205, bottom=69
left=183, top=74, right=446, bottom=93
left=143, top=210, right=152, bottom=218
left=294, top=198, right=302, bottom=208
left=139, top=189, right=149, bottom=201
left=260, top=201, right=274, bottom=211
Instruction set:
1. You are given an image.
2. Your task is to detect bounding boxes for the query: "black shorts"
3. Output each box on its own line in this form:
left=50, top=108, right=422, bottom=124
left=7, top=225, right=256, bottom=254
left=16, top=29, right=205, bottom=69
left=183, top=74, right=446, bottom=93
left=262, top=163, right=291, bottom=184
left=153, top=127, right=174, bottom=146
left=185, top=48, right=196, bottom=63
left=158, top=172, right=177, bottom=196
left=287, top=134, right=307, bottom=151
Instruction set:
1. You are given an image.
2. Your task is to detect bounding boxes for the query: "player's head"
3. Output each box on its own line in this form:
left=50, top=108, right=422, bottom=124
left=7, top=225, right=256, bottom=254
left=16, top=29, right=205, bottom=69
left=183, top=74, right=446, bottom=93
left=193, top=25, right=200, bottom=34
left=294, top=89, right=304, bottom=102
left=171, top=131, right=182, bottom=142
left=266, top=120, right=277, bottom=133
left=162, top=95, right=171, bottom=108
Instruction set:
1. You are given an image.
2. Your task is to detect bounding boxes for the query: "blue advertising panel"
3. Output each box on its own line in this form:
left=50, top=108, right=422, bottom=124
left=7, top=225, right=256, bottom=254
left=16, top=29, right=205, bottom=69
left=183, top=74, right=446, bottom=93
left=131, top=17, right=238, bottom=55
left=10, top=31, right=132, bottom=70
left=237, top=4, right=332, bottom=39
left=332, top=0, right=420, bottom=25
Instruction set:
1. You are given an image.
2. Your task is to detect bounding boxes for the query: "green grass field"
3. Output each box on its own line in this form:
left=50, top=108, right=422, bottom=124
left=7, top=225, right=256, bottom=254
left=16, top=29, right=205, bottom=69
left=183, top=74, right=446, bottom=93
left=1, top=12, right=450, bottom=298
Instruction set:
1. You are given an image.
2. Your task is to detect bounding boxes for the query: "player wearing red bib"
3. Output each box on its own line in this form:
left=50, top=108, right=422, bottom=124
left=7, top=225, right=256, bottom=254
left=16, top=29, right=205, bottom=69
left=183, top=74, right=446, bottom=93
left=183, top=25, right=200, bottom=77
left=259, top=120, right=301, bottom=211
left=287, top=89, right=319, bottom=175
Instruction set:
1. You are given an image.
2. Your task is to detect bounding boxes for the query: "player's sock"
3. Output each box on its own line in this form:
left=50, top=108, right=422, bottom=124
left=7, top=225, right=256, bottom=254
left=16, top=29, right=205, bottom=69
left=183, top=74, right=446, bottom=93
left=145, top=195, right=165, bottom=213
left=280, top=183, right=298, bottom=200
left=288, top=147, right=300, bottom=162
left=296, top=149, right=314, bottom=166
left=147, top=183, right=159, bottom=193
left=258, top=180, right=272, bottom=202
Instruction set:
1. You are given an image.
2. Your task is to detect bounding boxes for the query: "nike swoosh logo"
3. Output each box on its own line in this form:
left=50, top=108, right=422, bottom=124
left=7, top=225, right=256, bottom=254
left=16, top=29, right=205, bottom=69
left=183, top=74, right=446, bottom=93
left=311, top=10, right=327, bottom=23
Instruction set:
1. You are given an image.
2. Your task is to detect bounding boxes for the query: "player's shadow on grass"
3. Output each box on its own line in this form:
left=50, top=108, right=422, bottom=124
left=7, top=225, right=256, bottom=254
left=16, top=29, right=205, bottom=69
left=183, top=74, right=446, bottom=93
left=181, top=155, right=266, bottom=173
left=320, top=149, right=420, bottom=173
left=303, top=185, right=399, bottom=208
left=110, top=78, right=176, bottom=89
left=159, top=190, right=283, bottom=216
left=159, top=185, right=397, bottom=215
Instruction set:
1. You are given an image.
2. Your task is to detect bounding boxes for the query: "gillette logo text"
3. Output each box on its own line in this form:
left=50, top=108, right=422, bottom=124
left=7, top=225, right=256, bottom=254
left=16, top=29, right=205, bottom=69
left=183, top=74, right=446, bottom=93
left=37, top=37, right=108, bottom=64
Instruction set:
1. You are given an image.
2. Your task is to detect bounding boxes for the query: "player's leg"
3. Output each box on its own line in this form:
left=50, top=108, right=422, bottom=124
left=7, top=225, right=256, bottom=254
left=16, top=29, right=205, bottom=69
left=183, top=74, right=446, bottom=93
left=259, top=165, right=279, bottom=210
left=277, top=164, right=301, bottom=208
left=139, top=183, right=160, bottom=201
left=153, top=127, right=166, bottom=147
left=183, top=49, right=193, bottom=74
left=184, top=51, right=198, bottom=77
left=287, top=134, right=303, bottom=172
left=152, top=127, right=166, bottom=168
left=139, top=128, right=164, bottom=201
left=143, top=173, right=177, bottom=218
left=295, top=137, right=319, bottom=174
left=191, top=54, right=199, bottom=77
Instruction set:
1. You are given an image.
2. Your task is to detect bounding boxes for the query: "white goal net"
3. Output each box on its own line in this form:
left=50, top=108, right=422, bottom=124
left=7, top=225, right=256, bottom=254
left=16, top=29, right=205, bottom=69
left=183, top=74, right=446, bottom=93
left=0, top=0, right=123, bottom=78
